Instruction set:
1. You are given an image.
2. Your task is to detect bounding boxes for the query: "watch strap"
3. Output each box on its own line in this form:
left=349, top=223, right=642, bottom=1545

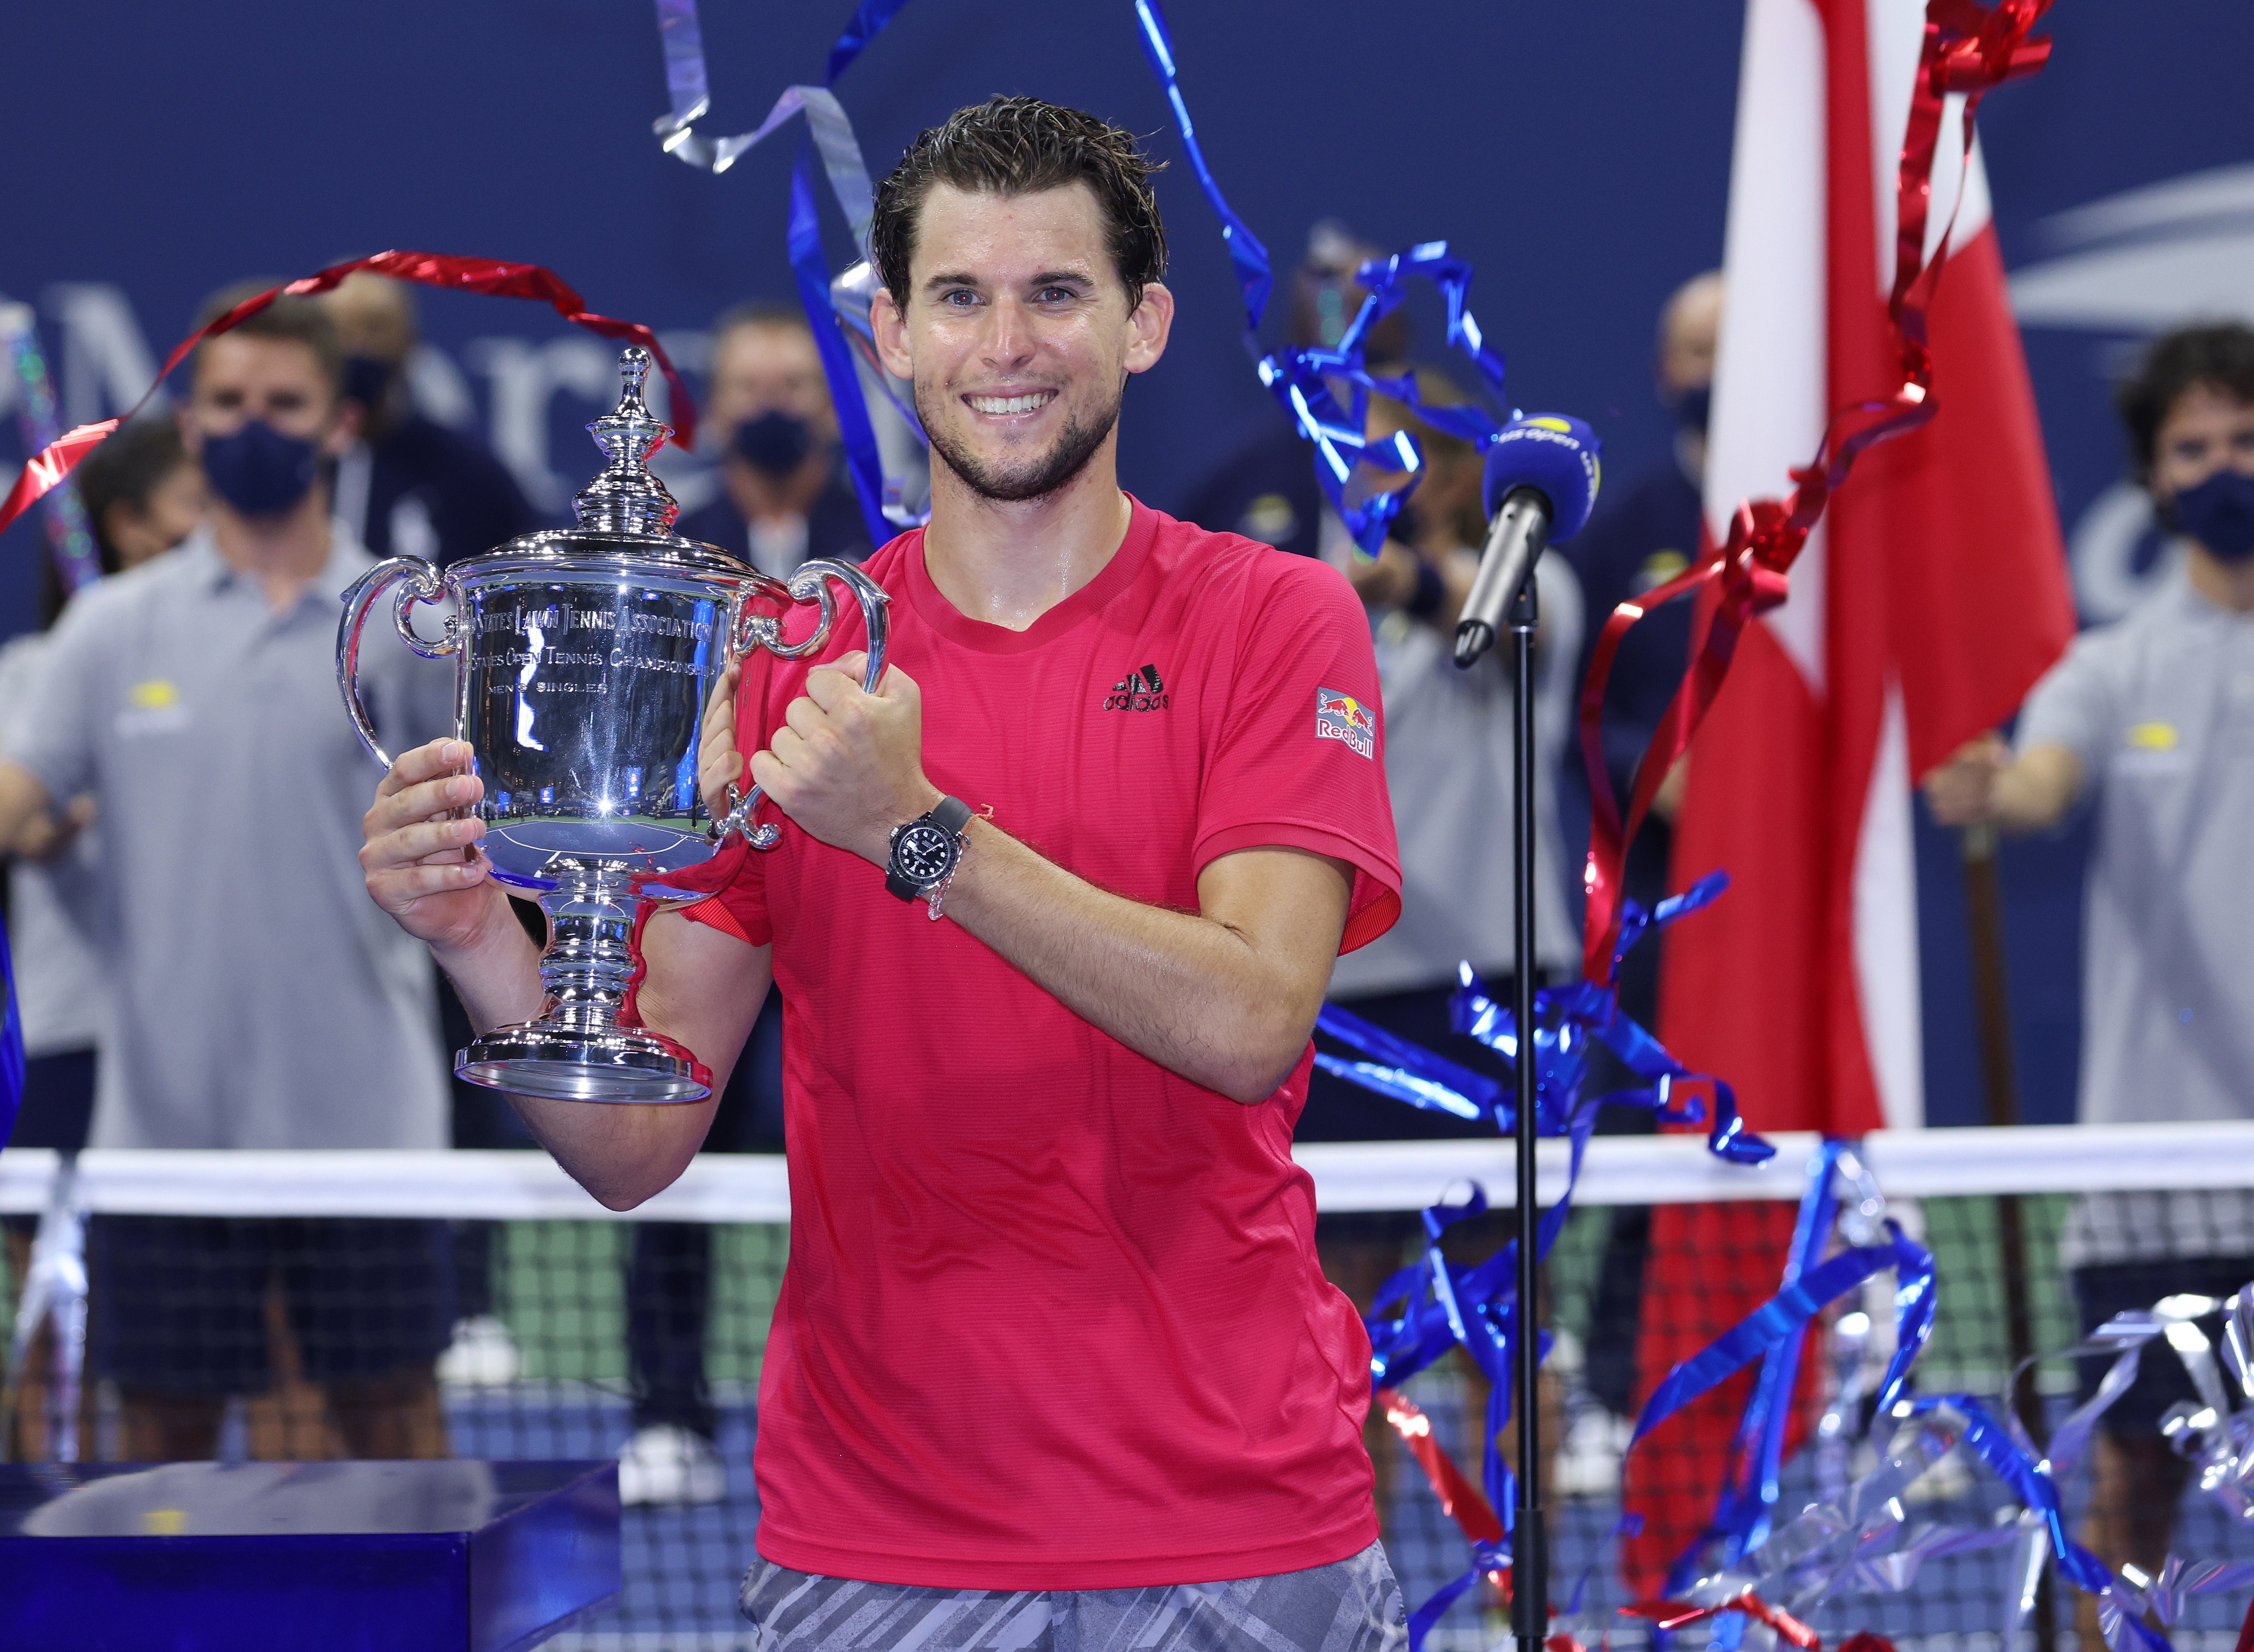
left=885, top=795, right=973, bottom=901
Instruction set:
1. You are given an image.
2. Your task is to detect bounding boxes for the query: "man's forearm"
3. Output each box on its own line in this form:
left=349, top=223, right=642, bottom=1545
left=430, top=898, right=549, bottom=1036
left=434, top=900, right=760, bottom=1211
left=1992, top=746, right=2082, bottom=834
left=939, top=822, right=1341, bottom=1104
left=0, top=760, right=53, bottom=856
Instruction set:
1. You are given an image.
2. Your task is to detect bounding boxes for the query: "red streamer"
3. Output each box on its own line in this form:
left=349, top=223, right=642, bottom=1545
left=0, top=250, right=697, bottom=544
left=1377, top=1386, right=1504, bottom=1547
left=1576, top=0, right=2054, bottom=983
left=1619, top=1591, right=1822, bottom=1650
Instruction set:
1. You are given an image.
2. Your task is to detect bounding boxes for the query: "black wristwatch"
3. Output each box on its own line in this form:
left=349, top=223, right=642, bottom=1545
left=885, top=795, right=974, bottom=912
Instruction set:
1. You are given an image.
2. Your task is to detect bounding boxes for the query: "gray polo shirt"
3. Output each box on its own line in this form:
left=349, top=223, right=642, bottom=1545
left=2018, top=574, right=2254, bottom=1264
left=10, top=527, right=455, bottom=1149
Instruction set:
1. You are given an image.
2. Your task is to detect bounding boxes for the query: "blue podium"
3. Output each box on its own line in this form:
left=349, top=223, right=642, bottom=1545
left=0, top=1460, right=619, bottom=1651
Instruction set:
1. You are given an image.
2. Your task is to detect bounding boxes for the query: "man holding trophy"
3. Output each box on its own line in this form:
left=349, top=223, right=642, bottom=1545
left=359, top=96, right=1409, bottom=1648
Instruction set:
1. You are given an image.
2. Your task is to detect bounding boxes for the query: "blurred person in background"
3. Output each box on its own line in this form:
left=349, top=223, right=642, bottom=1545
left=0, top=285, right=458, bottom=1462
left=0, top=415, right=200, bottom=1457
left=615, top=300, right=872, bottom=1506
left=675, top=302, right=871, bottom=578
left=1925, top=322, right=2254, bottom=1634
left=1547, top=271, right=1720, bottom=1492
left=1306, top=370, right=1583, bottom=1505
left=322, top=271, right=541, bottom=567
left=1176, top=220, right=1412, bottom=560
left=322, top=270, right=547, bottom=1394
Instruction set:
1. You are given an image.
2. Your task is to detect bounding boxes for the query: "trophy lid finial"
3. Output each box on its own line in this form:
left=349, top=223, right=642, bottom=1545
left=572, top=347, right=681, bottom=537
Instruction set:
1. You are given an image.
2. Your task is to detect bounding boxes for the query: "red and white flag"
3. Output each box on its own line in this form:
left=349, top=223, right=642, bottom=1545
left=1622, top=0, right=2074, bottom=1594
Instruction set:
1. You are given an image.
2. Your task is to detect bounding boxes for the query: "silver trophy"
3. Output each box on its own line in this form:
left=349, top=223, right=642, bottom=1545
left=338, top=346, right=888, bottom=1103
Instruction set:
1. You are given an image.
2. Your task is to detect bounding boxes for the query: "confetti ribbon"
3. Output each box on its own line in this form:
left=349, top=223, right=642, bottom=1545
left=1133, top=0, right=1521, bottom=555
left=1647, top=1284, right=2254, bottom=1652
left=648, top=0, right=928, bottom=545
left=0, top=919, right=21, bottom=1151
left=1574, top=0, right=2056, bottom=983
left=0, top=304, right=102, bottom=595
left=1328, top=881, right=1774, bottom=1647
left=1626, top=1150, right=1937, bottom=1604
left=1318, top=873, right=1770, bottom=1170
left=0, top=253, right=696, bottom=545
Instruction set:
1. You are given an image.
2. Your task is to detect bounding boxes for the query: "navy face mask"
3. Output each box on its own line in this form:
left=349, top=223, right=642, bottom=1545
left=1673, top=382, right=1712, bottom=438
left=201, top=420, right=320, bottom=517
left=2170, top=468, right=2254, bottom=565
left=732, top=408, right=816, bottom=479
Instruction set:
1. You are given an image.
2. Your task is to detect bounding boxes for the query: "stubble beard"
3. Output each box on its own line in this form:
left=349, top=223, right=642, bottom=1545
left=918, top=379, right=1122, bottom=504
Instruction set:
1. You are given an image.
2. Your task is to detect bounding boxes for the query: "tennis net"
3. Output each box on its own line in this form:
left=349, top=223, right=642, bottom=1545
left=5, top=1121, right=2254, bottom=1651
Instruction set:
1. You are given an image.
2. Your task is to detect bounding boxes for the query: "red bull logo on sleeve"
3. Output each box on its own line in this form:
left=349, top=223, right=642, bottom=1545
left=1315, top=688, right=1377, bottom=760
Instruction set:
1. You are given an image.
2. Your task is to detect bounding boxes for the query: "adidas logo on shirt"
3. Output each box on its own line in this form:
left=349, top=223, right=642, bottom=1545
left=1102, top=663, right=1169, bottom=712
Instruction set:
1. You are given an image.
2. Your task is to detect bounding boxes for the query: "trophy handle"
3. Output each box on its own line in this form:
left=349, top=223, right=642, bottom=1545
left=712, top=558, right=892, bottom=851
left=336, top=555, right=457, bottom=769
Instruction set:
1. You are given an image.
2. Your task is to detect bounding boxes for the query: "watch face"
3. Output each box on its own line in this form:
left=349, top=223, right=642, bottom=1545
left=892, top=822, right=957, bottom=885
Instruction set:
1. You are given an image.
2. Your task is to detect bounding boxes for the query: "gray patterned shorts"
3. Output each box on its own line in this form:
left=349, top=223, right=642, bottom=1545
left=738, top=1540, right=1407, bottom=1652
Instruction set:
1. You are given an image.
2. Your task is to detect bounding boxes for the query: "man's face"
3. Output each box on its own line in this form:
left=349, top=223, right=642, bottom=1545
left=871, top=181, right=1172, bottom=503
left=1659, top=277, right=1723, bottom=398
left=184, top=334, right=354, bottom=458
left=2152, top=383, right=2254, bottom=506
left=709, top=322, right=834, bottom=441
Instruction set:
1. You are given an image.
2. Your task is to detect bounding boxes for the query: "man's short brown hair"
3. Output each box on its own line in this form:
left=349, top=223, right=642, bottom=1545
left=193, top=282, right=345, bottom=397
left=869, top=95, right=1168, bottom=315
left=2115, top=322, right=2254, bottom=482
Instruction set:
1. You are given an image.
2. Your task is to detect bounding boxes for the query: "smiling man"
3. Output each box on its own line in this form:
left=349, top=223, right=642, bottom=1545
left=359, top=97, right=1408, bottom=1646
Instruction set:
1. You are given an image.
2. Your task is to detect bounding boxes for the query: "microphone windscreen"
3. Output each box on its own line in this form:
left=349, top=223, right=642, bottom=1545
left=1480, top=415, right=1602, bottom=541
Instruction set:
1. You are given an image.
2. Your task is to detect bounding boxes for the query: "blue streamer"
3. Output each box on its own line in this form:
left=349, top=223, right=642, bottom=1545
left=647, top=0, right=914, bottom=546
left=787, top=139, right=895, bottom=546
left=1129, top=0, right=1273, bottom=333
left=1252, top=245, right=1517, bottom=555
left=0, top=917, right=21, bottom=1151
left=1131, top=2, right=1523, bottom=555
left=1631, top=1229, right=1934, bottom=1461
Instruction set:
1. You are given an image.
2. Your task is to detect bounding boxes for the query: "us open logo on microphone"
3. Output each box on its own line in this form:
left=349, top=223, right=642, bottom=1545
left=1315, top=688, right=1377, bottom=759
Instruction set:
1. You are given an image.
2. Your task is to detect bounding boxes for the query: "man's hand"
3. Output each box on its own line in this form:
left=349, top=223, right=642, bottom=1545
left=697, top=660, right=744, bottom=822
left=10, top=793, right=95, bottom=862
left=1923, top=732, right=2010, bottom=827
left=747, top=652, right=939, bottom=864
left=1922, top=733, right=2081, bottom=834
left=359, top=737, right=512, bottom=954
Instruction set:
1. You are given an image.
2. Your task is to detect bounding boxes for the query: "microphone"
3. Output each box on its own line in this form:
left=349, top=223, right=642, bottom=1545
left=1453, top=414, right=1602, bottom=668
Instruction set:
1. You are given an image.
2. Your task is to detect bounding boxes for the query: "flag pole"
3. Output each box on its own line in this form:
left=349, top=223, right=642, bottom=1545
left=1961, top=820, right=2053, bottom=1652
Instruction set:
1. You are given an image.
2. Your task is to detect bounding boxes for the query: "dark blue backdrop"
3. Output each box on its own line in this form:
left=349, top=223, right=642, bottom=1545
left=2, top=1, right=2248, bottom=1132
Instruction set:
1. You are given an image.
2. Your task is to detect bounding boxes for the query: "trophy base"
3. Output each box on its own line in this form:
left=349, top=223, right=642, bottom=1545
left=456, top=1022, right=713, bottom=1104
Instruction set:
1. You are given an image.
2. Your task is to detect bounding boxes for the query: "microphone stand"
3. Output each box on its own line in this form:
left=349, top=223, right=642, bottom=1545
left=1505, top=566, right=1546, bottom=1652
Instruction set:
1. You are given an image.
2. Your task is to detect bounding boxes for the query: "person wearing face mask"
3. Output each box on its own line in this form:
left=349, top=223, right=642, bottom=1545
left=674, top=302, right=871, bottom=581
left=614, top=303, right=869, bottom=1506
left=0, top=284, right=459, bottom=1465
left=1925, top=322, right=2254, bottom=1616
left=321, top=272, right=541, bottom=568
